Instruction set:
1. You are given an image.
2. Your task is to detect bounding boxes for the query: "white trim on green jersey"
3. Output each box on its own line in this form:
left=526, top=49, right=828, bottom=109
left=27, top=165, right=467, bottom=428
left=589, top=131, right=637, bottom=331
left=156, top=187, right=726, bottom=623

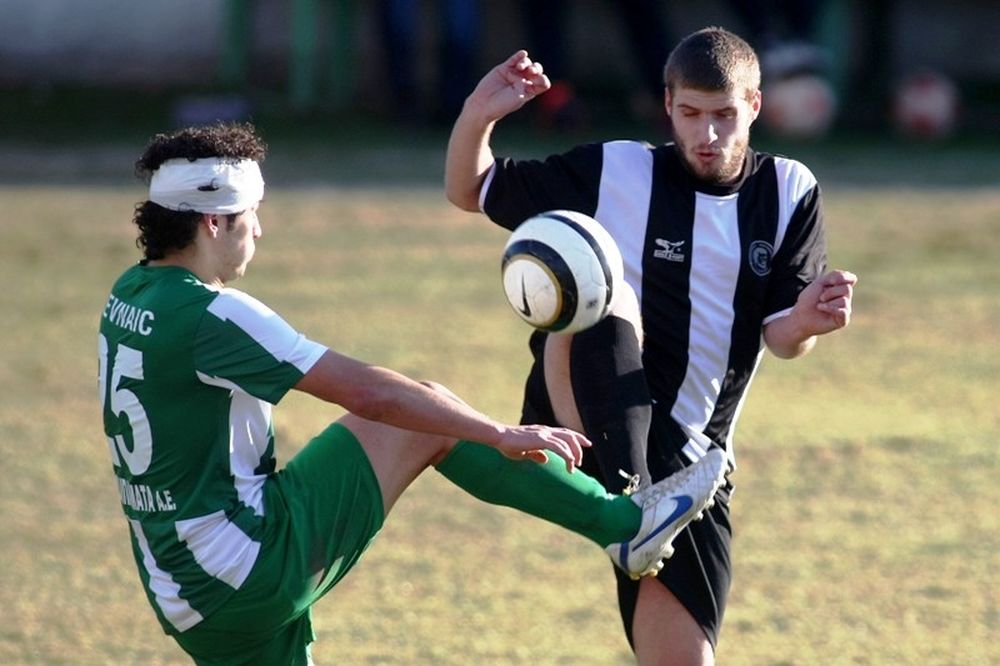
left=205, top=288, right=325, bottom=375
left=175, top=510, right=262, bottom=589
left=99, top=265, right=328, bottom=634
left=130, top=518, right=205, bottom=632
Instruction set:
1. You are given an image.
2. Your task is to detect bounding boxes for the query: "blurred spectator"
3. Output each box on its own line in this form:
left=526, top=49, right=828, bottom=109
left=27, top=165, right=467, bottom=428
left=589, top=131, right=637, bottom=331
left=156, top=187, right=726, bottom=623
left=517, top=0, right=671, bottom=129
left=726, top=0, right=840, bottom=140
left=724, top=0, right=830, bottom=80
left=379, top=0, right=480, bottom=125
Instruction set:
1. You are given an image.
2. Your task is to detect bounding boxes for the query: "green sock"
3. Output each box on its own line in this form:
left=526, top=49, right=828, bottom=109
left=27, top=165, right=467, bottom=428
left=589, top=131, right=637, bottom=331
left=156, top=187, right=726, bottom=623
left=435, top=440, right=641, bottom=547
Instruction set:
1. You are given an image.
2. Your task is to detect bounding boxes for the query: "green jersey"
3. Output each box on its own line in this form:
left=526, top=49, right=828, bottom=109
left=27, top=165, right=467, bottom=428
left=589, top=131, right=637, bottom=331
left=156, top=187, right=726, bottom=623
left=97, top=264, right=327, bottom=634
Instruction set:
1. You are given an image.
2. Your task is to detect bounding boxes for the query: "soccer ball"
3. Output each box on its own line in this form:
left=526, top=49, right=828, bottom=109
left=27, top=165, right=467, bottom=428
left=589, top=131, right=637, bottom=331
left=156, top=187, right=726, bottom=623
left=760, top=74, right=838, bottom=140
left=500, top=210, right=624, bottom=334
left=892, top=70, right=959, bottom=140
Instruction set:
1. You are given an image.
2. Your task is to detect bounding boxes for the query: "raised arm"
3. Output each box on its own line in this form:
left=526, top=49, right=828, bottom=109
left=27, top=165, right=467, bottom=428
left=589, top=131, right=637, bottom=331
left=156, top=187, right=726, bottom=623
left=763, top=269, right=858, bottom=359
left=444, top=50, right=551, bottom=211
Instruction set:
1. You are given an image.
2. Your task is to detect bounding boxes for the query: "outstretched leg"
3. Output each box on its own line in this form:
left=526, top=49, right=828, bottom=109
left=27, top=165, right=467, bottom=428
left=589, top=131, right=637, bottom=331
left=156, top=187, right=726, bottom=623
left=337, top=379, right=725, bottom=579
left=336, top=395, right=639, bottom=548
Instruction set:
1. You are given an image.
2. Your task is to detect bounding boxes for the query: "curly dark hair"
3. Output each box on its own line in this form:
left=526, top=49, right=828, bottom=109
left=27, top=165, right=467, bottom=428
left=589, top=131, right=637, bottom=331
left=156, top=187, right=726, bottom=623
left=132, top=122, right=268, bottom=260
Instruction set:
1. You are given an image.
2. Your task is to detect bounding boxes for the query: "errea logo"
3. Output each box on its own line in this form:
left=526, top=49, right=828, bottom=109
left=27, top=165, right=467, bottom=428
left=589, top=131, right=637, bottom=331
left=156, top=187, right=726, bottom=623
left=653, top=239, right=685, bottom=262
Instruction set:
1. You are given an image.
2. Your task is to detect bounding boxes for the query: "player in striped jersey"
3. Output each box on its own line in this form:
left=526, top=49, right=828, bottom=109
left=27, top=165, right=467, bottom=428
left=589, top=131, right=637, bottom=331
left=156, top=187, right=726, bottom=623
left=446, top=27, right=856, bottom=665
left=98, top=123, right=728, bottom=664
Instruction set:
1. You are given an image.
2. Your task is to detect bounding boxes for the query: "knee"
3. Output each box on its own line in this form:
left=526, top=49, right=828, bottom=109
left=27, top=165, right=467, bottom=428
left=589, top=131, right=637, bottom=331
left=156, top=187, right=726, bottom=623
left=608, top=283, right=643, bottom=347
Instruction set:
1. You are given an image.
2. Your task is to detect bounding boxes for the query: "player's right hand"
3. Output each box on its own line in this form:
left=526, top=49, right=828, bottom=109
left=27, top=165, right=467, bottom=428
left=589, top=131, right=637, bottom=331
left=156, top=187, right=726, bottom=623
left=495, top=424, right=590, bottom=472
left=464, top=50, right=551, bottom=122
left=794, top=269, right=858, bottom=333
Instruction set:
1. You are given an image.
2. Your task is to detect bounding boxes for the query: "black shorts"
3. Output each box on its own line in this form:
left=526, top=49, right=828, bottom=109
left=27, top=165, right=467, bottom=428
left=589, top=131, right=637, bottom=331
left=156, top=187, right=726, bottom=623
left=519, top=333, right=733, bottom=648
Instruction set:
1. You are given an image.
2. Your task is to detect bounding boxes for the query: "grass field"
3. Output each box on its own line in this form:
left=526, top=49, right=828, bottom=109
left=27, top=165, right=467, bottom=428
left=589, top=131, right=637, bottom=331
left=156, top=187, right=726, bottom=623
left=1, top=132, right=997, bottom=665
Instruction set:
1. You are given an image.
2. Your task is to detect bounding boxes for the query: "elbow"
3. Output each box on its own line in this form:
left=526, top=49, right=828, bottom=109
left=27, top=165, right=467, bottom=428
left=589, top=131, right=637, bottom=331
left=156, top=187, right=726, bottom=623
left=763, top=313, right=816, bottom=360
left=768, top=345, right=801, bottom=360
left=445, top=184, right=481, bottom=213
left=341, top=388, right=394, bottom=423
left=766, top=336, right=817, bottom=360
left=334, top=378, right=395, bottom=421
left=443, top=185, right=463, bottom=209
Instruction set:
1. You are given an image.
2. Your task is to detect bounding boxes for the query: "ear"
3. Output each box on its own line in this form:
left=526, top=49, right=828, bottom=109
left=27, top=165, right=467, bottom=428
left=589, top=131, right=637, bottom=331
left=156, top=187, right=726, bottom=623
left=203, top=213, right=221, bottom=238
left=664, top=88, right=673, bottom=117
left=749, top=89, right=762, bottom=123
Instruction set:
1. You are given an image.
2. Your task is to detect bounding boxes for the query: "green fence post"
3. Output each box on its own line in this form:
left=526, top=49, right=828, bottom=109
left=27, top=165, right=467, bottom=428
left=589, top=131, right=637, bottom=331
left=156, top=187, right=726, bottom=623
left=290, top=0, right=320, bottom=111
left=219, top=0, right=254, bottom=90
left=326, top=0, right=357, bottom=110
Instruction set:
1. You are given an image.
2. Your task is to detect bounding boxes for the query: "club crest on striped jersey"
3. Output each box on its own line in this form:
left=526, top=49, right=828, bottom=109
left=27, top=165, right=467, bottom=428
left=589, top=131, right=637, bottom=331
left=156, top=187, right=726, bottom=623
left=748, top=240, right=774, bottom=276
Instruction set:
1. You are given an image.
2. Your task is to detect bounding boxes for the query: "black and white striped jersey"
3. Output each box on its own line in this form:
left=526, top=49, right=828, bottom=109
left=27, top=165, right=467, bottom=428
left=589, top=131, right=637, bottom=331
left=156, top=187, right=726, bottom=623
left=481, top=140, right=827, bottom=466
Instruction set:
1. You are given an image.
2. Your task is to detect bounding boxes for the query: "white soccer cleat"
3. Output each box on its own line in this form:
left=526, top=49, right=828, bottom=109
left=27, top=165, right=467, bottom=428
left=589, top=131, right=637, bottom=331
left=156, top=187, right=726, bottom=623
left=606, top=448, right=728, bottom=579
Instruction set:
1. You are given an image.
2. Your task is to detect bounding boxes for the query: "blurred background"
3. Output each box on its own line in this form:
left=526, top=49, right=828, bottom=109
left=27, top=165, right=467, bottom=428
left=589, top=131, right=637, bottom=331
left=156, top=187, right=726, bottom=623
left=1, top=3, right=998, bottom=664
left=1, top=0, right=998, bottom=150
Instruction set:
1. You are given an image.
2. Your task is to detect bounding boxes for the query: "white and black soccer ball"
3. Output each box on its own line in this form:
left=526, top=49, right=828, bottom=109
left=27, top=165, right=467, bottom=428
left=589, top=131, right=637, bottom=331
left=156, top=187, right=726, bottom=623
left=500, top=210, right=624, bottom=334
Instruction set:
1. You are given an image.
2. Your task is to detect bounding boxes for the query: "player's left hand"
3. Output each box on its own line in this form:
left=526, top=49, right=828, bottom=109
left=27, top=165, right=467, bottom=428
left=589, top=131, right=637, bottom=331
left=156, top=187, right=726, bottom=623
left=794, top=269, right=857, bottom=334
left=495, top=424, right=591, bottom=472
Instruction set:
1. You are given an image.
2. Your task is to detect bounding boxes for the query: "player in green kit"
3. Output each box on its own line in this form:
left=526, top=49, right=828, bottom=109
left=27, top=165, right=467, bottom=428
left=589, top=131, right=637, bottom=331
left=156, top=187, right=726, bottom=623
left=97, top=122, right=727, bottom=664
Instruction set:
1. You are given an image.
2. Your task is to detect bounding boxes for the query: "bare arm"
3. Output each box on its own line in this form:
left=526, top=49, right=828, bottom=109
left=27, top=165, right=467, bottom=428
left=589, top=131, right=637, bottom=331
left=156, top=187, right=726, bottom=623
left=763, top=269, right=858, bottom=359
left=295, top=349, right=588, bottom=469
left=444, top=50, right=551, bottom=211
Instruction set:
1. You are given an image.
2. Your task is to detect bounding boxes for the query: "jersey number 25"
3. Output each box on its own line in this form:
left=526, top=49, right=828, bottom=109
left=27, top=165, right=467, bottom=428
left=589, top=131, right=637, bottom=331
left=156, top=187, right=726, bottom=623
left=98, top=334, right=153, bottom=475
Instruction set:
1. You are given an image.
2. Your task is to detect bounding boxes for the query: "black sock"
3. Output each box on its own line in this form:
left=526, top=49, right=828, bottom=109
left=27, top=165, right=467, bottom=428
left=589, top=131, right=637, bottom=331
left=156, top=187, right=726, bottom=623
left=569, top=315, right=653, bottom=493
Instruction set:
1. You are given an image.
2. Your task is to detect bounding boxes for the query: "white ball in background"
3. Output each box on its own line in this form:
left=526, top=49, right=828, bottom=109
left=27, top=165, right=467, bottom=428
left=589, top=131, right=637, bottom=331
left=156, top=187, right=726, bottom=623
left=760, top=75, right=838, bottom=140
left=892, top=70, right=960, bottom=140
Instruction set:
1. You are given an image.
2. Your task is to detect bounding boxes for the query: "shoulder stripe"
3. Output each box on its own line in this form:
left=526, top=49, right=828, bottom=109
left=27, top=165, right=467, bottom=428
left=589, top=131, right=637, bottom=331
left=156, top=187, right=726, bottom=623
left=206, top=289, right=326, bottom=374
left=772, top=157, right=818, bottom=251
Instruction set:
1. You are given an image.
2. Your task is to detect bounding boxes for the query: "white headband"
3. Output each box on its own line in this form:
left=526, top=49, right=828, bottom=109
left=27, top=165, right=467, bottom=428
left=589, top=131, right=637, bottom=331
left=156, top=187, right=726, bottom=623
left=149, top=157, right=265, bottom=214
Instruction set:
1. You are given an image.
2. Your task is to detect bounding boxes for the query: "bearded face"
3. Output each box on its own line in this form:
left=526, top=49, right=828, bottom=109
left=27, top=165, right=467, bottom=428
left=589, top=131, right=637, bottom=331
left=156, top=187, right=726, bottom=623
left=666, top=86, right=760, bottom=185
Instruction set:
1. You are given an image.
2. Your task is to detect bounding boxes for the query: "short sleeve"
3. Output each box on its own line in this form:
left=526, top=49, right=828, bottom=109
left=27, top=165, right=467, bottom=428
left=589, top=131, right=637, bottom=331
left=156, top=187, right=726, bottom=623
left=194, top=289, right=327, bottom=404
left=482, top=142, right=604, bottom=230
left=764, top=183, right=828, bottom=320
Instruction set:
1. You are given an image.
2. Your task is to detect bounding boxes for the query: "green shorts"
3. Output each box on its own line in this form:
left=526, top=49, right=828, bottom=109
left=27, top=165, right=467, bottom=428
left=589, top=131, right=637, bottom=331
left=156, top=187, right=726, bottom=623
left=174, top=422, right=385, bottom=665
